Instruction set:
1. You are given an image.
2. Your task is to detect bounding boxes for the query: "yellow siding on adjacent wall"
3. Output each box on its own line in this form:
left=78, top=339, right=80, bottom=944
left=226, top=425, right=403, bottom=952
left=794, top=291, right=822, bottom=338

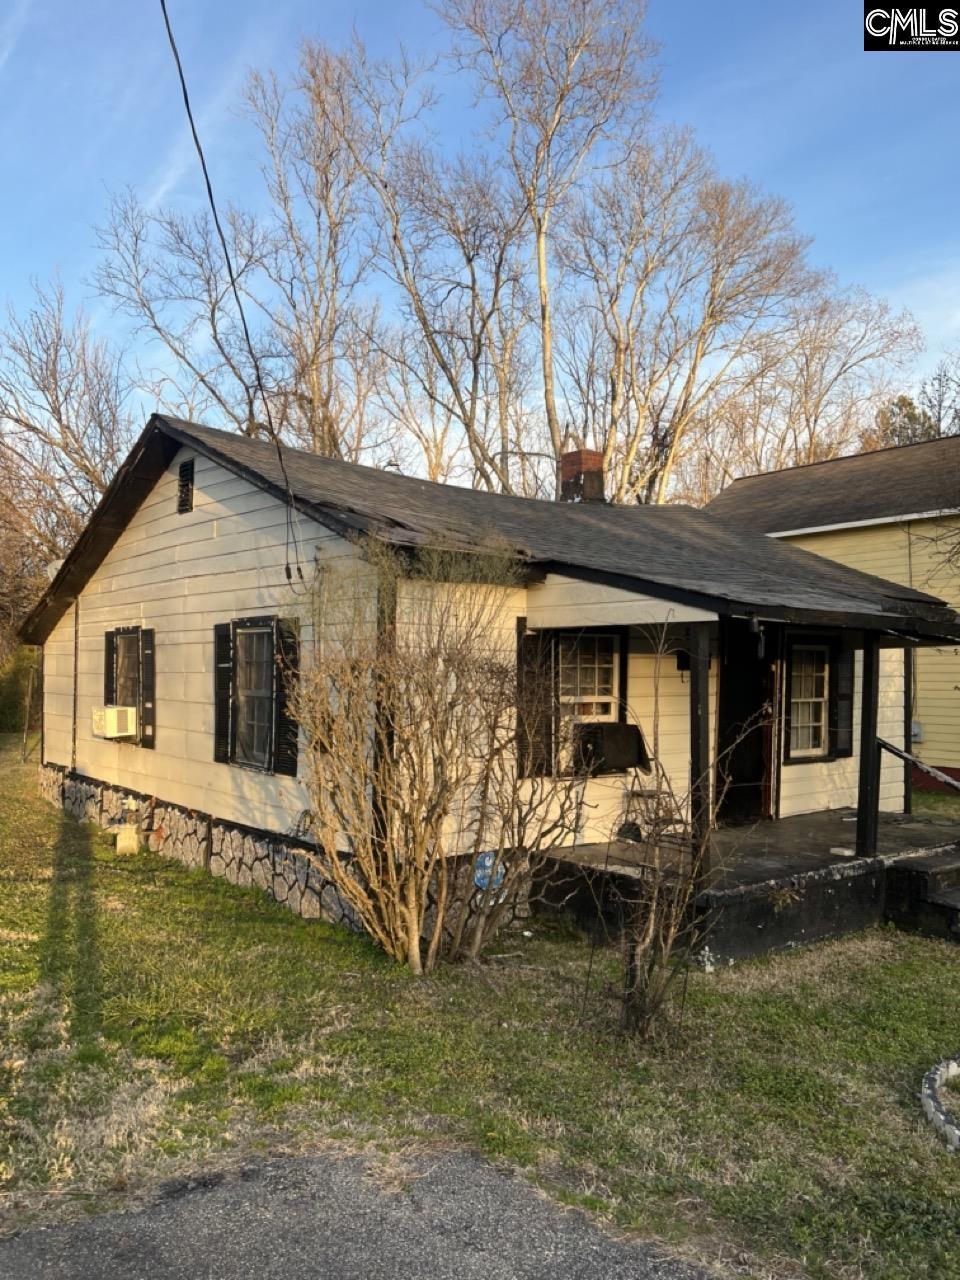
left=786, top=519, right=960, bottom=771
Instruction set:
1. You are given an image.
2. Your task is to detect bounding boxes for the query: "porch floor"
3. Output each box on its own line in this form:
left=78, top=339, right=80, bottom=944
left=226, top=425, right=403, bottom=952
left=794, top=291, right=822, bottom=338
left=561, top=808, right=960, bottom=892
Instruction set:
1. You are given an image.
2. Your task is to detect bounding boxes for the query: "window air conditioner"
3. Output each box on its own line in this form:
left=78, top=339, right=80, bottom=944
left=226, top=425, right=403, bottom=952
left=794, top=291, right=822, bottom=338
left=92, top=706, right=138, bottom=739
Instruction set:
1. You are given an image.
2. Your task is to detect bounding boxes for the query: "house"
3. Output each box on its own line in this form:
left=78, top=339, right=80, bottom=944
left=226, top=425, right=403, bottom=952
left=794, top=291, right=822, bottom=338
left=20, top=416, right=960, bottom=960
left=707, top=437, right=960, bottom=793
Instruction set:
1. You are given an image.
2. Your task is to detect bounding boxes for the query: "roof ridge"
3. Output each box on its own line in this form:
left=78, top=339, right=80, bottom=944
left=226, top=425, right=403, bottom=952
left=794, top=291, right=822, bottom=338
left=719, top=432, right=960, bottom=489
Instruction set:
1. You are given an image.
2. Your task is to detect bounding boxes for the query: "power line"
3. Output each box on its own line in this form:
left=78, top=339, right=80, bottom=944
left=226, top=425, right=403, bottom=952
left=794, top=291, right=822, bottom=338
left=158, top=0, right=304, bottom=584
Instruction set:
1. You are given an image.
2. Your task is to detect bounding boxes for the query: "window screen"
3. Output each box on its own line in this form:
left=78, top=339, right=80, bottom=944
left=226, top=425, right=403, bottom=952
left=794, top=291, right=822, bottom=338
left=234, top=626, right=275, bottom=769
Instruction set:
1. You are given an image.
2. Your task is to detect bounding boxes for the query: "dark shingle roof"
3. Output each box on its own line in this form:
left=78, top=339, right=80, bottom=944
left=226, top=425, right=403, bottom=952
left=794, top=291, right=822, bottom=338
left=706, top=435, right=960, bottom=533
left=19, top=415, right=960, bottom=645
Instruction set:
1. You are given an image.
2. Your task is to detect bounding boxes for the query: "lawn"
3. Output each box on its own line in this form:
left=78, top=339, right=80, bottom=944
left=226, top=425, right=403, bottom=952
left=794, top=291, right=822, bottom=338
left=913, top=789, right=960, bottom=821
left=2, top=736, right=959, bottom=1279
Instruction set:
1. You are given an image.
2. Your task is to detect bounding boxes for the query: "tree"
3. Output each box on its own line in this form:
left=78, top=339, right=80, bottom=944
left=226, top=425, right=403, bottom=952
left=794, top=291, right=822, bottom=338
left=559, top=130, right=813, bottom=502
left=0, top=282, right=134, bottom=562
left=292, top=539, right=585, bottom=973
left=435, top=0, right=657, bottom=492
left=865, top=394, right=938, bottom=450
left=674, top=286, right=921, bottom=502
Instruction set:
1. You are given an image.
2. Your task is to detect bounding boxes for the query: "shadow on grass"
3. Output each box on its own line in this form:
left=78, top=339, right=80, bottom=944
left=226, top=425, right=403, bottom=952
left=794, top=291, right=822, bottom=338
left=39, top=814, right=101, bottom=1049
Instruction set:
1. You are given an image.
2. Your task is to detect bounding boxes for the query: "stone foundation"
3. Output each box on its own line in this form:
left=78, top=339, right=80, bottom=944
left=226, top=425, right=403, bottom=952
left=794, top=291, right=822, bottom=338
left=40, top=763, right=355, bottom=928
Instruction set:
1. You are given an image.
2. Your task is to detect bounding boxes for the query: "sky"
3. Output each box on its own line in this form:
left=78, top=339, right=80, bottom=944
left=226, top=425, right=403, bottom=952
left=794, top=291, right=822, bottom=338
left=0, top=0, right=957, bottom=381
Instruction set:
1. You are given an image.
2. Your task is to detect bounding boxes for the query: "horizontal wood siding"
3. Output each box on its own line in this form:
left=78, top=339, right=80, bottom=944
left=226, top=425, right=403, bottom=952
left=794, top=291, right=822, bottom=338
left=787, top=519, right=960, bottom=771
left=778, top=647, right=905, bottom=817
left=42, top=448, right=356, bottom=832
left=526, top=573, right=717, bottom=628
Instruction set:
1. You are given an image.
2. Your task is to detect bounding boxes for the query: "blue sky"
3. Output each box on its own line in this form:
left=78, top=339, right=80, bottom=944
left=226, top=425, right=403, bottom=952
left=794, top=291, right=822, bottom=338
left=1, top=0, right=957, bottom=375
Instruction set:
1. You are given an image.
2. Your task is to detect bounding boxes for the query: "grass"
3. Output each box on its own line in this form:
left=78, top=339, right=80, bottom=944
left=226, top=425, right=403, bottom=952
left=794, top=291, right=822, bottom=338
left=2, top=736, right=960, bottom=1278
left=913, top=790, right=960, bottom=821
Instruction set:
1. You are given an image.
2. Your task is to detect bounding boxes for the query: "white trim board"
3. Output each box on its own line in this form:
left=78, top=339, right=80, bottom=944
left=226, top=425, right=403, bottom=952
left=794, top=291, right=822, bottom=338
left=768, top=509, right=960, bottom=538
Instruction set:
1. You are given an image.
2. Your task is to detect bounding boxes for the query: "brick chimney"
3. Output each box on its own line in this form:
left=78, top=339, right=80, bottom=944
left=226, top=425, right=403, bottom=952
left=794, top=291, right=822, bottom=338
left=560, top=449, right=605, bottom=503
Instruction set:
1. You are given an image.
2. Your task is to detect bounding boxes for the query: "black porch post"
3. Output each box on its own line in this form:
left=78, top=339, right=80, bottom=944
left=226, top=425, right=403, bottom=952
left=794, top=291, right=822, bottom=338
left=689, top=624, right=711, bottom=880
left=856, top=634, right=881, bottom=857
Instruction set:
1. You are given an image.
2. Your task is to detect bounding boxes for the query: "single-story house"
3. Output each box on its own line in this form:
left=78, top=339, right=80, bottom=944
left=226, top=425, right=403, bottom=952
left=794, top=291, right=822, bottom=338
left=20, top=417, right=960, bottom=958
left=707, top=436, right=960, bottom=792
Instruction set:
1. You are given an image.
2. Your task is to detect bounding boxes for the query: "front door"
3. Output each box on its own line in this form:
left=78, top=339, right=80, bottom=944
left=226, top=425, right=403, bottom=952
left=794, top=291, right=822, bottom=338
left=715, top=619, right=779, bottom=824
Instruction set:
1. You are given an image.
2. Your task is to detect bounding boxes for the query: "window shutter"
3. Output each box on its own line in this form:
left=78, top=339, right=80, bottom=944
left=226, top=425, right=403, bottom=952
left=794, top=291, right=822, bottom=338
left=273, top=618, right=300, bottom=777
left=104, top=631, right=117, bottom=705
left=517, top=622, right=554, bottom=777
left=177, top=459, right=195, bottom=513
left=833, top=645, right=855, bottom=758
left=139, top=628, right=156, bottom=749
left=213, top=623, right=233, bottom=763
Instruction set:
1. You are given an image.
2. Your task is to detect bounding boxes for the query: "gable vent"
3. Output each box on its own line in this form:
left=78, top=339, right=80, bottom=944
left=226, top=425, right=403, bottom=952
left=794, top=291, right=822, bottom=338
left=177, top=458, right=195, bottom=514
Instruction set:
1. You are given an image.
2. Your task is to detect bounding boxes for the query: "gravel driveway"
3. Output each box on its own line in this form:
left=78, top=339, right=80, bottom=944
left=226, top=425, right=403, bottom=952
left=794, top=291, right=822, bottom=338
left=0, top=1150, right=709, bottom=1280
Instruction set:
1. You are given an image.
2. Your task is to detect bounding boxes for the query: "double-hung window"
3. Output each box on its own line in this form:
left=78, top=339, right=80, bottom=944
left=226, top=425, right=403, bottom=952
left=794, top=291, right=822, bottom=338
left=213, top=616, right=299, bottom=776
left=103, top=627, right=156, bottom=747
left=784, top=638, right=855, bottom=764
left=788, top=644, right=829, bottom=758
left=234, top=624, right=275, bottom=769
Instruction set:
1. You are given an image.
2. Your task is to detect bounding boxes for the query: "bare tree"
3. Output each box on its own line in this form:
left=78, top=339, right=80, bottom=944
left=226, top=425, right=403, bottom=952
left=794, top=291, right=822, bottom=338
left=673, top=285, right=921, bottom=503
left=293, top=539, right=585, bottom=974
left=560, top=132, right=813, bottom=502
left=0, top=282, right=135, bottom=561
left=436, top=0, right=657, bottom=490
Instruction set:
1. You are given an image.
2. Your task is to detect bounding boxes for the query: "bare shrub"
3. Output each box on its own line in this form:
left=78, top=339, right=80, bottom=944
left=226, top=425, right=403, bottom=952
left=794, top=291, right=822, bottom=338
left=293, top=539, right=585, bottom=974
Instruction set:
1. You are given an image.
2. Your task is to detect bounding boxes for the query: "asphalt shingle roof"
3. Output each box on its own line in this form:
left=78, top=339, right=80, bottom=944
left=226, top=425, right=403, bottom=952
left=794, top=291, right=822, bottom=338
left=706, top=435, right=960, bottom=534
left=162, top=419, right=950, bottom=623
left=20, top=415, right=959, bottom=644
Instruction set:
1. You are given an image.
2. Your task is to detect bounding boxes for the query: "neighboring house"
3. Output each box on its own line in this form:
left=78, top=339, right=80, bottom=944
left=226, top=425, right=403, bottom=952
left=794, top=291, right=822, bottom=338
left=20, top=417, right=960, bottom=952
left=707, top=437, right=960, bottom=791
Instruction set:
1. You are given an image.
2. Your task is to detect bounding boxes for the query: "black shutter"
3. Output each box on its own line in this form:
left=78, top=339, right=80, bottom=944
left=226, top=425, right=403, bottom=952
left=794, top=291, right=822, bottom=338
left=833, top=645, right=855, bottom=758
left=517, top=620, right=554, bottom=777
left=177, top=459, right=195, bottom=513
left=104, top=631, right=116, bottom=705
left=273, top=618, right=300, bottom=777
left=139, top=628, right=156, bottom=749
left=213, top=623, right=234, bottom=763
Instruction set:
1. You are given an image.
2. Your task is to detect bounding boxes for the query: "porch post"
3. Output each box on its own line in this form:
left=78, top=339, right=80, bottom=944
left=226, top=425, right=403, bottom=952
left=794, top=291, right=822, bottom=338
left=688, top=624, right=711, bottom=880
left=856, top=634, right=881, bottom=857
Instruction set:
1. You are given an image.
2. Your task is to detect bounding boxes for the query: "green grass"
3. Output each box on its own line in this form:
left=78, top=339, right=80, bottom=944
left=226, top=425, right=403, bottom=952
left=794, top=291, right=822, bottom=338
left=2, top=735, right=960, bottom=1278
left=913, top=790, right=960, bottom=821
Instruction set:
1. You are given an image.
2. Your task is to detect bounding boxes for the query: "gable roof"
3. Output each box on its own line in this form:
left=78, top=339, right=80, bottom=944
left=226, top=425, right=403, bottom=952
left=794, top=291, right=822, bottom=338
left=19, top=414, right=960, bottom=645
left=706, top=435, right=960, bottom=534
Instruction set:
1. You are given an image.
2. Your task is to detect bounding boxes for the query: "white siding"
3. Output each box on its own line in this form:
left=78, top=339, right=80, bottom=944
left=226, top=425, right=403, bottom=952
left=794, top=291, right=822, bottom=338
left=43, top=447, right=357, bottom=832
left=526, top=573, right=716, bottom=629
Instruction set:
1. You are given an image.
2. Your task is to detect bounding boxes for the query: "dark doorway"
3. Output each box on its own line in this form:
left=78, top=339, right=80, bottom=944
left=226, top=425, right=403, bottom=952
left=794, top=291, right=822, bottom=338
left=715, top=619, right=780, bottom=825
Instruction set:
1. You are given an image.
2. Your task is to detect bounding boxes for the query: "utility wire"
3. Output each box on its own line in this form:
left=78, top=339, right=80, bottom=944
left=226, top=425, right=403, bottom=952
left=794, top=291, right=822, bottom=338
left=158, top=0, right=304, bottom=584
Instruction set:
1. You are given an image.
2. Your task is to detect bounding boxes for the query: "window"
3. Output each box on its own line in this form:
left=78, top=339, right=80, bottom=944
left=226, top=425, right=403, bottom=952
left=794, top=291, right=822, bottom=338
left=213, top=617, right=299, bottom=776
left=115, top=632, right=140, bottom=708
left=783, top=639, right=854, bottom=764
left=103, top=627, right=156, bottom=748
left=788, top=645, right=829, bottom=758
left=234, top=625, right=274, bottom=768
left=177, top=458, right=195, bottom=513
left=558, top=633, right=619, bottom=721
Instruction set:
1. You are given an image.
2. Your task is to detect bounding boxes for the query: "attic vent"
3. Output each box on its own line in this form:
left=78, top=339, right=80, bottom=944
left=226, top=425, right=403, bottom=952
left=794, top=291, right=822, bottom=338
left=177, top=459, right=195, bottom=514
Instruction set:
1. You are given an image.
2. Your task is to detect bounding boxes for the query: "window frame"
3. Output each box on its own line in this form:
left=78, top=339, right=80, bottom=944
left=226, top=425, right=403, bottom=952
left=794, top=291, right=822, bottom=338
left=103, top=625, right=155, bottom=748
left=231, top=619, right=276, bottom=772
left=782, top=634, right=852, bottom=767
left=556, top=630, right=622, bottom=724
left=214, top=615, right=300, bottom=777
